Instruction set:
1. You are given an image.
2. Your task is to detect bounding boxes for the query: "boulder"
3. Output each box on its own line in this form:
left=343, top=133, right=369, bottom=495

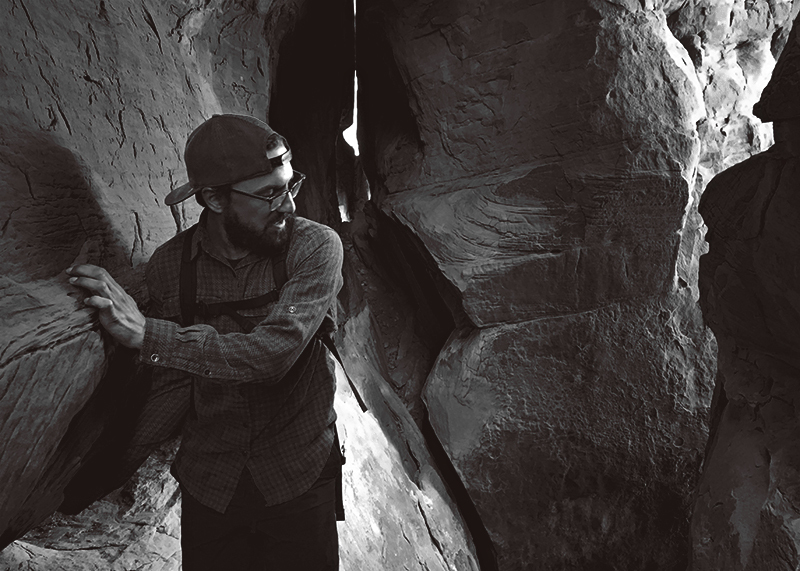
left=426, top=293, right=715, bottom=569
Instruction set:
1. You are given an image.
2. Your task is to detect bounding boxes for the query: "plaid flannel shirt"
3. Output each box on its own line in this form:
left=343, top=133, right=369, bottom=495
left=138, top=214, right=343, bottom=513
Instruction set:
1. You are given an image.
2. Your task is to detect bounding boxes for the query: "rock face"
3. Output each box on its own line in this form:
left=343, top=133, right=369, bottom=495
left=691, top=15, right=800, bottom=570
left=355, top=0, right=797, bottom=569
left=0, top=444, right=182, bottom=571
left=0, top=0, right=216, bottom=547
left=0, top=0, right=476, bottom=569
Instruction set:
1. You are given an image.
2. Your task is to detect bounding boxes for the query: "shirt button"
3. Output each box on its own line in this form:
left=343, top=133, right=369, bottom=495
left=288, top=305, right=297, bottom=314
left=150, top=353, right=160, bottom=363
left=203, top=368, right=211, bottom=376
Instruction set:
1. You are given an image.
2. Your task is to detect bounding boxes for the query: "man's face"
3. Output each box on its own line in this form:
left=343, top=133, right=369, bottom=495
left=221, top=145, right=296, bottom=257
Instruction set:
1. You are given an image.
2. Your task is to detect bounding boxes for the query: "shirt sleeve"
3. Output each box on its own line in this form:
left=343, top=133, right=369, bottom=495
left=140, top=225, right=344, bottom=385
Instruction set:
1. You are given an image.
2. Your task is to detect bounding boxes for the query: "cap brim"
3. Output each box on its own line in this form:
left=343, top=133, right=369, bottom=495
left=164, top=181, right=197, bottom=205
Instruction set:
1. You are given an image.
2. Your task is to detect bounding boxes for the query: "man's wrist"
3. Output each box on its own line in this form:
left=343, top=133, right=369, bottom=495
left=127, top=312, right=146, bottom=350
left=130, top=327, right=145, bottom=350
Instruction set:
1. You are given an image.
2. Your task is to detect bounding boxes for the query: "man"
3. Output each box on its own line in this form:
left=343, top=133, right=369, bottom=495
left=67, top=114, right=344, bottom=570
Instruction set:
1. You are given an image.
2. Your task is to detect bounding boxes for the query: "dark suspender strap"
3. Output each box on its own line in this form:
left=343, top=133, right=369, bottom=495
left=194, top=292, right=280, bottom=333
left=179, top=225, right=199, bottom=328
left=319, top=334, right=368, bottom=412
left=272, top=217, right=292, bottom=290
left=273, top=255, right=287, bottom=291
left=179, top=225, right=200, bottom=421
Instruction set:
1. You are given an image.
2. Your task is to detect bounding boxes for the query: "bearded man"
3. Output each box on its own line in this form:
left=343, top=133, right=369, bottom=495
left=67, top=114, right=344, bottom=571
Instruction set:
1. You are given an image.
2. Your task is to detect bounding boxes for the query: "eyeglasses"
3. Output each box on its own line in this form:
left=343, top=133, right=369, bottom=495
left=229, top=171, right=306, bottom=211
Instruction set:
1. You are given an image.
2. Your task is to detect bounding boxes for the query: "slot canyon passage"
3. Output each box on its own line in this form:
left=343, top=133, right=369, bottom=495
left=1, top=0, right=800, bottom=569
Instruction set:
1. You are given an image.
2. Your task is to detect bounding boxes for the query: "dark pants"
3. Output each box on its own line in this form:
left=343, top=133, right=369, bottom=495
left=181, top=444, right=340, bottom=571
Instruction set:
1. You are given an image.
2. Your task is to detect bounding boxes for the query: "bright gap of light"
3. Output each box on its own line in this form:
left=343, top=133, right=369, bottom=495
left=343, top=0, right=359, bottom=156
left=343, top=75, right=359, bottom=156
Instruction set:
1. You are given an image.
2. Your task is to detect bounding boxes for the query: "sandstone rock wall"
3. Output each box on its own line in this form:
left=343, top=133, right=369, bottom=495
left=355, top=0, right=798, bottom=568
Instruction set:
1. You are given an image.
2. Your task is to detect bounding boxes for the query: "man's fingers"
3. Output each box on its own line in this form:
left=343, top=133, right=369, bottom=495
left=67, top=265, right=125, bottom=299
left=66, top=264, right=109, bottom=280
left=84, top=295, right=113, bottom=310
left=65, top=264, right=145, bottom=350
left=69, top=276, right=112, bottom=297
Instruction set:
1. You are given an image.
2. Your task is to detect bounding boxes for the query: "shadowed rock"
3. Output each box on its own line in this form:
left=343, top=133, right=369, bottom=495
left=692, top=13, right=800, bottom=570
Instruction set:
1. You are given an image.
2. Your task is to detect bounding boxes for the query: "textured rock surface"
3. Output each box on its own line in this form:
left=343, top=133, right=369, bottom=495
left=0, top=445, right=182, bottom=571
left=0, top=0, right=476, bottom=569
left=669, top=0, right=798, bottom=177
left=667, top=0, right=800, bottom=294
left=355, top=0, right=797, bottom=568
left=691, top=15, right=800, bottom=570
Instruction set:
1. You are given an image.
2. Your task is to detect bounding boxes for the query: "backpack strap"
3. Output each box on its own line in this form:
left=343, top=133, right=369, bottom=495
left=179, top=224, right=199, bottom=328
left=273, top=253, right=288, bottom=291
left=319, top=333, right=368, bottom=412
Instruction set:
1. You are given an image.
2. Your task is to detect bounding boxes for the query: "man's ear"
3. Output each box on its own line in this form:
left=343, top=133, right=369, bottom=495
left=200, top=187, right=228, bottom=214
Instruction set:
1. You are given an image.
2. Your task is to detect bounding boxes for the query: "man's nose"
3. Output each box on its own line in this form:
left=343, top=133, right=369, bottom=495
left=275, top=191, right=296, bottom=214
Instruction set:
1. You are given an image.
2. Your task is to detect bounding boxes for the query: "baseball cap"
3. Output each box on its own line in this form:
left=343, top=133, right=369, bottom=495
left=165, top=114, right=288, bottom=205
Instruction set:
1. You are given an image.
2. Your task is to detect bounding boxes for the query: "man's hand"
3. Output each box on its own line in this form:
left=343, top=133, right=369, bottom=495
left=67, top=264, right=146, bottom=350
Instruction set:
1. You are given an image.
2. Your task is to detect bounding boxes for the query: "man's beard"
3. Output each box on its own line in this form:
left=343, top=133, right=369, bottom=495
left=223, top=208, right=293, bottom=258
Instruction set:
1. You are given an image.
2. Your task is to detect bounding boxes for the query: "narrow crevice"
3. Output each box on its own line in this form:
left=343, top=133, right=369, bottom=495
left=352, top=148, right=495, bottom=571
left=421, top=410, right=499, bottom=571
left=355, top=6, right=423, bottom=206
left=269, top=0, right=355, bottom=228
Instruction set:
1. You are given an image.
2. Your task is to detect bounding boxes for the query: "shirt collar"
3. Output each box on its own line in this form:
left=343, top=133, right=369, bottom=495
left=187, top=210, right=208, bottom=262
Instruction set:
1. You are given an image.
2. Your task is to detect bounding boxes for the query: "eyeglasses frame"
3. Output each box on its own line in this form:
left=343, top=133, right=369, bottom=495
left=227, top=170, right=306, bottom=211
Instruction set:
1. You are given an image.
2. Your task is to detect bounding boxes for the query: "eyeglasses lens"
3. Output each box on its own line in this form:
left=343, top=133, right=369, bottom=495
left=290, top=178, right=303, bottom=197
